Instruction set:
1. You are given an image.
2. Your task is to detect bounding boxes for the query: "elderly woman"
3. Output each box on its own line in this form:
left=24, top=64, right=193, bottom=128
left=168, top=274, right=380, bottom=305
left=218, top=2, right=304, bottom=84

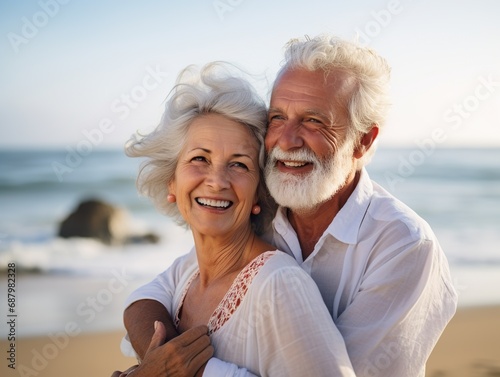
left=117, top=63, right=354, bottom=376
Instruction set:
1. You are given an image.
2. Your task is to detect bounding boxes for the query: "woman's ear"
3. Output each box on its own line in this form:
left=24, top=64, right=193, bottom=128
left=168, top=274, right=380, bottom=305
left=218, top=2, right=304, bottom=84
left=167, top=181, right=176, bottom=203
left=354, top=125, right=379, bottom=159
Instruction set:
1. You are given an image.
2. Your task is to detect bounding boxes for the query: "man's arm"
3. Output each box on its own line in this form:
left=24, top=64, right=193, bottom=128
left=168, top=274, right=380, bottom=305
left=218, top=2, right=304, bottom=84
left=337, top=238, right=457, bottom=375
left=124, top=299, right=178, bottom=360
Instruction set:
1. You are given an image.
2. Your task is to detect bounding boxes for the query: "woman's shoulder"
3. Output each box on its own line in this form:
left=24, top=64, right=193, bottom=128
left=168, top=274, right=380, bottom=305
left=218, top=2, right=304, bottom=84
left=156, top=246, right=198, bottom=282
left=243, top=250, right=323, bottom=310
left=263, top=249, right=300, bottom=266
left=247, top=249, right=300, bottom=274
left=252, top=249, right=310, bottom=285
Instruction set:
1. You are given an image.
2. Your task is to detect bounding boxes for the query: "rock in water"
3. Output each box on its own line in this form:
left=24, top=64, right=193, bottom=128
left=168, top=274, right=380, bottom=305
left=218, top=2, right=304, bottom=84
left=58, top=198, right=158, bottom=245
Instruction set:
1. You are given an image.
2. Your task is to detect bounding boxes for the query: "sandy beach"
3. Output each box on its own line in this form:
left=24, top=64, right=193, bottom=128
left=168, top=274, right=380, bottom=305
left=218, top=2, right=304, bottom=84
left=426, top=305, right=500, bottom=377
left=2, top=305, right=499, bottom=377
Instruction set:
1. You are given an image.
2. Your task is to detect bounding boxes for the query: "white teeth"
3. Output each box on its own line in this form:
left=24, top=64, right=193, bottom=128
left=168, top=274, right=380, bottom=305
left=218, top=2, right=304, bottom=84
left=283, top=161, right=307, bottom=167
left=197, top=198, right=231, bottom=208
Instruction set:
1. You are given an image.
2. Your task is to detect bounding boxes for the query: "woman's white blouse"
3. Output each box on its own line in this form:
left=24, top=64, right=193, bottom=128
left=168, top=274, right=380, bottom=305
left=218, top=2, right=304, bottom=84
left=122, top=249, right=355, bottom=376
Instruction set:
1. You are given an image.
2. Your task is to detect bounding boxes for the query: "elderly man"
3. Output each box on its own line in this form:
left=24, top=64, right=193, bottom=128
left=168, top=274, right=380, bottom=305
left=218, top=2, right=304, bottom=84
left=118, top=35, right=457, bottom=376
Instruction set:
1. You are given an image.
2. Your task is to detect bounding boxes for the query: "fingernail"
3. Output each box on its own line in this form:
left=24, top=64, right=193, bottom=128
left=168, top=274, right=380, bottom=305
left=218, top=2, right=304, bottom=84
left=154, top=320, right=159, bottom=330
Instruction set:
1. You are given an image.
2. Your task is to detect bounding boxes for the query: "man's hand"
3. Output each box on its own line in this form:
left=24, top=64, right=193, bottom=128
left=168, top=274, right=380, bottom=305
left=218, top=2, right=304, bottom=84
left=112, top=321, right=214, bottom=377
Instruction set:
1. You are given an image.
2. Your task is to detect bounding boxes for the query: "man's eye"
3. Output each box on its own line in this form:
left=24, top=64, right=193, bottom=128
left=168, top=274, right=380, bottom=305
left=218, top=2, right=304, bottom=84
left=268, top=114, right=284, bottom=122
left=305, top=118, right=321, bottom=123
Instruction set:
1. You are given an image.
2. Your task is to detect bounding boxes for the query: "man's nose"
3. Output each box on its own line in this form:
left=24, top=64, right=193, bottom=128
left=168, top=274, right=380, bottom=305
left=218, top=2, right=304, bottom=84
left=275, top=121, right=304, bottom=151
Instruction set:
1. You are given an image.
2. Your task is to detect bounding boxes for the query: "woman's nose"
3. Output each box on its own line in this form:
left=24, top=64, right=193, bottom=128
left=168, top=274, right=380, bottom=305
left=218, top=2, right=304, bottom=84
left=205, top=165, right=230, bottom=191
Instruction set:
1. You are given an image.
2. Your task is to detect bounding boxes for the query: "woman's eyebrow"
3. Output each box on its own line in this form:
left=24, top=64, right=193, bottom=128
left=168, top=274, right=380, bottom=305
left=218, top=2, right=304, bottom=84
left=232, top=153, right=253, bottom=159
left=188, top=148, right=255, bottom=160
left=187, top=147, right=210, bottom=153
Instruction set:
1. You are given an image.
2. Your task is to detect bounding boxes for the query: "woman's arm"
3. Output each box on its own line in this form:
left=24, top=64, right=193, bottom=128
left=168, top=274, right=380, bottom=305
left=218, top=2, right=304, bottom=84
left=123, top=249, right=198, bottom=358
left=124, top=299, right=177, bottom=360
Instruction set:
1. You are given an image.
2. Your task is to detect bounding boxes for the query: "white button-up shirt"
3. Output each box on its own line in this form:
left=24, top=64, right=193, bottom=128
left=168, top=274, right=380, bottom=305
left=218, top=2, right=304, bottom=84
left=268, top=168, right=457, bottom=376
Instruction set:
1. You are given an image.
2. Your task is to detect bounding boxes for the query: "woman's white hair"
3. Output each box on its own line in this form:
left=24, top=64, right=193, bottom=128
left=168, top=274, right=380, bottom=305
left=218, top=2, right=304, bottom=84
left=125, top=62, right=276, bottom=234
left=279, top=34, right=392, bottom=168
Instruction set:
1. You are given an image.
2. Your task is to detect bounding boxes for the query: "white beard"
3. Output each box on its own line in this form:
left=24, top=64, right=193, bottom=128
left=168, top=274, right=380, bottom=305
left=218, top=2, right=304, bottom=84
left=264, top=142, right=354, bottom=213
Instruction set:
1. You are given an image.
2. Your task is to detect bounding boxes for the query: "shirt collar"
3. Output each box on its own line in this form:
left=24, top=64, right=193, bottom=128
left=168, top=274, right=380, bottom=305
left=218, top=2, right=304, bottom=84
left=328, top=168, right=373, bottom=244
left=272, top=168, right=373, bottom=245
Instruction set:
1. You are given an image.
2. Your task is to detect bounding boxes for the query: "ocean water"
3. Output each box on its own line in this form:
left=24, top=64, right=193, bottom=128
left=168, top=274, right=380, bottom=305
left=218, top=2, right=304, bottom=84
left=1, top=147, right=499, bottom=337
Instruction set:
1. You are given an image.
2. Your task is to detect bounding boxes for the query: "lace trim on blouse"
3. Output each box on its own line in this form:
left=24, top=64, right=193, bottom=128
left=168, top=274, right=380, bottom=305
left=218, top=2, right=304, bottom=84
left=174, top=250, right=278, bottom=335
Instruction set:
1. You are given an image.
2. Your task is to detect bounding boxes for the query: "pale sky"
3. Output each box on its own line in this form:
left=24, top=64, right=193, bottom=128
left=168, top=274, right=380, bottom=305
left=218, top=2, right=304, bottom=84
left=1, top=0, right=499, bottom=149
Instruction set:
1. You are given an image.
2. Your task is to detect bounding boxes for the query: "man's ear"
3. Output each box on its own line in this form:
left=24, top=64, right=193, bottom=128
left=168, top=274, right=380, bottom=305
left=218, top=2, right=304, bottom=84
left=354, top=125, right=379, bottom=159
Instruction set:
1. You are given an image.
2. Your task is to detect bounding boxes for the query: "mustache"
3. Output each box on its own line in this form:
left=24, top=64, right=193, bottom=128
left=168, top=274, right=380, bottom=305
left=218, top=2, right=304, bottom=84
left=267, top=147, right=319, bottom=164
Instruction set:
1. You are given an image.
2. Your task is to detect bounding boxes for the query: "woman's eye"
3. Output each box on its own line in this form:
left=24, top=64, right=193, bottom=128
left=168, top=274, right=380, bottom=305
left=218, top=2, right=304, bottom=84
left=191, top=156, right=207, bottom=162
left=231, top=162, right=248, bottom=170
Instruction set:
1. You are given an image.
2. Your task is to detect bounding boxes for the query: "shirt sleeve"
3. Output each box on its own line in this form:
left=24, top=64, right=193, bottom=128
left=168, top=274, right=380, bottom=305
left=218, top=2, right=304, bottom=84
left=120, top=249, right=197, bottom=357
left=123, top=249, right=197, bottom=311
left=337, top=237, right=458, bottom=376
left=253, top=262, right=355, bottom=377
left=204, top=358, right=258, bottom=377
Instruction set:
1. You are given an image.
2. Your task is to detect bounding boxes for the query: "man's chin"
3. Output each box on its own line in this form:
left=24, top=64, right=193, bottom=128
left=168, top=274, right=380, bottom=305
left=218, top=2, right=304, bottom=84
left=269, top=186, right=324, bottom=213
left=286, top=203, right=320, bottom=215
left=265, top=165, right=346, bottom=211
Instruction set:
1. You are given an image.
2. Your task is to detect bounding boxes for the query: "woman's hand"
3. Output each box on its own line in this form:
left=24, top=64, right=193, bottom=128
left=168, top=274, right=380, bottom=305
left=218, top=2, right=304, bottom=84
left=112, top=321, right=214, bottom=377
left=111, top=365, right=139, bottom=377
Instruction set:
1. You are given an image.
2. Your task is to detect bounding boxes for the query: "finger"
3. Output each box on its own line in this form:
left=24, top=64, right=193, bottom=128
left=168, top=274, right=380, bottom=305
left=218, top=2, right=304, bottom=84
left=122, top=365, right=139, bottom=375
left=145, top=321, right=167, bottom=355
left=190, top=343, right=214, bottom=372
left=110, top=371, right=130, bottom=377
left=174, top=325, right=209, bottom=347
left=110, top=365, right=138, bottom=377
left=164, top=334, right=213, bottom=376
left=174, top=333, right=212, bottom=365
left=168, top=330, right=211, bottom=360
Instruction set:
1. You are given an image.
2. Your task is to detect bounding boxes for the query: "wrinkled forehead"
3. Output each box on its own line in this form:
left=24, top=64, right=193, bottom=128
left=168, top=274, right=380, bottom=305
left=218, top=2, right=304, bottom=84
left=270, top=68, right=357, bottom=119
left=272, top=67, right=356, bottom=101
left=186, top=114, right=260, bottom=155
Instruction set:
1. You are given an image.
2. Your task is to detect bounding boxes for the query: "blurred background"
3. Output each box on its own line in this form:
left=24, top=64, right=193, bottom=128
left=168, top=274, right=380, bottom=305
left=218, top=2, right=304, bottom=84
left=1, top=1, right=499, bottom=376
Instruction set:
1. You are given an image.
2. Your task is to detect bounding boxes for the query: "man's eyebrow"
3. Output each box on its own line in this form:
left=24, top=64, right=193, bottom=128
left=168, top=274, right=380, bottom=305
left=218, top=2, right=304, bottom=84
left=268, top=107, right=328, bottom=118
left=268, top=107, right=283, bottom=114
left=303, top=109, right=329, bottom=119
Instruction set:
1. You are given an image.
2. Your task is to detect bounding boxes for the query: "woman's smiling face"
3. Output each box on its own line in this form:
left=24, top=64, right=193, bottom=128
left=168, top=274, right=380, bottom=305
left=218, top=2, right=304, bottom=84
left=169, top=113, right=261, bottom=238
